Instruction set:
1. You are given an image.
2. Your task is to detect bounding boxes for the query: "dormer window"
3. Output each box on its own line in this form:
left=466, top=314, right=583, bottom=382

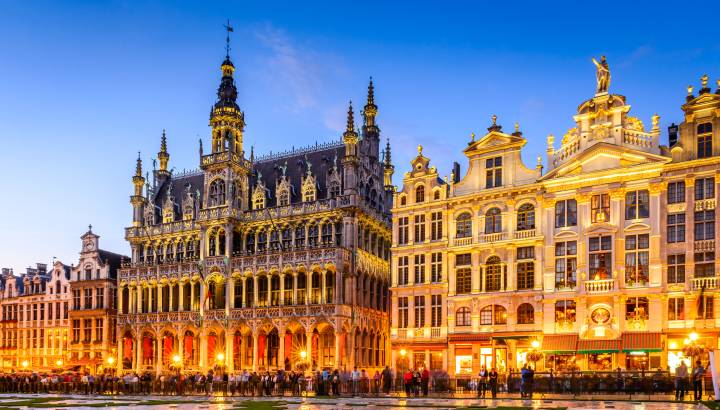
left=302, top=185, right=316, bottom=202
left=485, top=157, right=502, bottom=188
left=415, top=185, right=425, bottom=203
left=252, top=189, right=266, bottom=210
left=278, top=189, right=290, bottom=206
left=697, top=123, right=713, bottom=159
left=329, top=181, right=341, bottom=198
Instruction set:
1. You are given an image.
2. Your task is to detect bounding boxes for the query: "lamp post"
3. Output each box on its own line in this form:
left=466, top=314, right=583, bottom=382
left=683, top=331, right=707, bottom=370
left=216, top=353, right=225, bottom=375
left=526, top=340, right=544, bottom=370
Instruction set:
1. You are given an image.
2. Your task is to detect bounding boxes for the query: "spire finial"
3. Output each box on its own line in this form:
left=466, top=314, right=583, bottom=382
left=223, top=19, right=234, bottom=58
left=471, top=132, right=475, bottom=142
left=702, top=74, right=709, bottom=88
left=346, top=100, right=354, bottom=132
left=687, top=85, right=694, bottom=95
left=367, top=77, right=375, bottom=105
left=492, top=114, right=497, bottom=125
left=88, top=224, right=92, bottom=233
left=384, top=138, right=392, bottom=166
left=135, top=151, right=142, bottom=177
left=160, top=129, right=167, bottom=153
left=417, top=145, right=423, bottom=156
left=515, top=123, right=519, bottom=132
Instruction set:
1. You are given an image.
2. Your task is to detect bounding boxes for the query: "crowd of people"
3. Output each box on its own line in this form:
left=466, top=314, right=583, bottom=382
left=674, top=360, right=705, bottom=402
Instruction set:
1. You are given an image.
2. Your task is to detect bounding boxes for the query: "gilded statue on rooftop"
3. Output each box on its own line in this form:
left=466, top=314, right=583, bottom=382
left=592, top=55, right=610, bottom=94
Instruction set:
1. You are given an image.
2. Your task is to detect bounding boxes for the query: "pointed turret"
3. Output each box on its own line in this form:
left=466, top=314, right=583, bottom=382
left=383, top=138, right=394, bottom=189
left=131, top=152, right=147, bottom=227
left=342, top=100, right=359, bottom=195
left=362, top=78, right=380, bottom=159
left=157, top=129, right=170, bottom=175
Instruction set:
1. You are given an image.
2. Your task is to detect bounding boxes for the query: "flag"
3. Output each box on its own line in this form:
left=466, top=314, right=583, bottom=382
left=697, top=283, right=706, bottom=319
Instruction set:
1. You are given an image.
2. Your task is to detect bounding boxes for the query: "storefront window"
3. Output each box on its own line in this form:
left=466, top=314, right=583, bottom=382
left=413, top=351, right=426, bottom=370
left=625, top=351, right=648, bottom=370
left=546, top=354, right=577, bottom=372
left=587, top=353, right=613, bottom=370
left=455, top=346, right=473, bottom=375
left=430, top=351, right=443, bottom=371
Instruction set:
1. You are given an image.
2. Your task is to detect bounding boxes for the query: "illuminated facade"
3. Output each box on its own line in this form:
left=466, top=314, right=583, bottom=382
left=390, top=62, right=720, bottom=375
left=68, top=227, right=123, bottom=373
left=0, top=262, right=71, bottom=371
left=116, top=46, right=391, bottom=375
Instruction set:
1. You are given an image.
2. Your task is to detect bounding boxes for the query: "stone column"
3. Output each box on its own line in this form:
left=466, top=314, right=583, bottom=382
left=253, top=276, right=259, bottom=307
left=279, top=273, right=285, bottom=306
left=252, top=332, right=259, bottom=371
left=306, top=273, right=312, bottom=305
left=157, top=284, right=163, bottom=313
left=321, top=270, right=327, bottom=304
left=225, top=330, right=233, bottom=373
left=277, top=326, right=285, bottom=370
left=226, top=277, right=233, bottom=313
left=334, top=332, right=342, bottom=369
left=241, top=277, right=247, bottom=308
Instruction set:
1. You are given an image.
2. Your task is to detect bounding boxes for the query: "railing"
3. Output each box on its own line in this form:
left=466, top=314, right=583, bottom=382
left=552, top=139, right=580, bottom=166
left=514, top=229, right=538, bottom=239
left=695, top=198, right=716, bottom=211
left=397, top=329, right=407, bottom=339
left=431, top=327, right=441, bottom=338
left=478, top=232, right=508, bottom=243
left=451, top=237, right=473, bottom=246
left=119, top=304, right=355, bottom=324
left=584, top=278, right=615, bottom=293
left=692, top=276, right=719, bottom=290
left=694, top=239, right=715, bottom=252
left=414, top=328, right=424, bottom=338
left=623, top=129, right=656, bottom=148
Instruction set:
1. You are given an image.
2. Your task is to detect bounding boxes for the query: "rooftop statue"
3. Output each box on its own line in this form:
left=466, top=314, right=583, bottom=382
left=592, top=55, right=611, bottom=94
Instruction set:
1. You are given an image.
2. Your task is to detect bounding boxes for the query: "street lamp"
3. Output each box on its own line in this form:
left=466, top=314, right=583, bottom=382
left=56, top=359, right=63, bottom=367
left=299, top=350, right=307, bottom=359
left=531, top=340, right=540, bottom=349
left=107, top=356, right=115, bottom=365
left=216, top=353, right=225, bottom=362
left=21, top=360, right=29, bottom=370
left=527, top=340, right=544, bottom=370
left=399, top=349, right=406, bottom=357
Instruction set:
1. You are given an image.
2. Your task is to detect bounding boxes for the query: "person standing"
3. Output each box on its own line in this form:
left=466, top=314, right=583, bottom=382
left=421, top=367, right=430, bottom=396
left=692, top=360, right=705, bottom=401
left=488, top=367, right=499, bottom=399
left=381, top=366, right=392, bottom=395
left=351, top=367, right=361, bottom=396
left=403, top=369, right=412, bottom=396
left=675, top=361, right=689, bottom=401
left=478, top=366, right=488, bottom=398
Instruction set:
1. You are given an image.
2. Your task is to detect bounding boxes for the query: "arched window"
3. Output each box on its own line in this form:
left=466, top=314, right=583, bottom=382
left=485, top=207, right=502, bottom=234
left=456, top=307, right=471, bottom=327
left=480, top=304, right=507, bottom=325
left=278, top=189, right=290, bottom=206
left=698, top=123, right=713, bottom=159
left=517, top=303, right=534, bottom=324
left=433, top=189, right=441, bottom=200
left=208, top=179, right=226, bottom=207
left=415, top=185, right=425, bottom=203
left=485, top=256, right=503, bottom=292
left=400, top=195, right=407, bottom=206
left=517, top=203, right=535, bottom=231
left=253, top=192, right=265, bottom=210
left=455, top=213, right=472, bottom=238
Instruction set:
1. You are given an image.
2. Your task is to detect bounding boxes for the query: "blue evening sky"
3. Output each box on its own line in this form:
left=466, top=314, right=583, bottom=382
left=1, top=1, right=719, bottom=270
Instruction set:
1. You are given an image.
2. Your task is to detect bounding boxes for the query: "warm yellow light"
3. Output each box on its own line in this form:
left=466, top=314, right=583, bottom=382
left=399, top=349, right=406, bottom=357
left=684, top=338, right=691, bottom=345
left=689, top=332, right=699, bottom=342
left=299, top=350, right=307, bottom=359
left=56, top=359, right=63, bottom=367
left=531, top=340, right=540, bottom=349
left=21, top=360, right=29, bottom=368
left=107, top=356, right=115, bottom=365
left=173, top=354, right=181, bottom=364
left=216, top=353, right=225, bottom=362
left=669, top=341, right=678, bottom=350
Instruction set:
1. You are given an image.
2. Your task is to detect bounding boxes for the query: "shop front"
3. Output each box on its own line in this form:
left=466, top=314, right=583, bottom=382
left=449, top=334, right=508, bottom=376
left=577, top=338, right=620, bottom=371
left=392, top=342, right=447, bottom=373
left=621, top=332, right=662, bottom=371
left=541, top=334, right=578, bottom=372
left=666, top=331, right=717, bottom=373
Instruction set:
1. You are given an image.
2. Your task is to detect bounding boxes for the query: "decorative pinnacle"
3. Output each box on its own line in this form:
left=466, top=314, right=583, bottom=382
left=160, top=129, right=167, bottom=153
left=515, top=123, right=520, bottom=133
left=687, top=85, right=694, bottom=95
left=702, top=74, right=709, bottom=88
left=135, top=152, right=142, bottom=177
left=367, top=77, right=375, bottom=106
left=492, top=114, right=497, bottom=125
left=417, top=145, right=423, bottom=156
left=223, top=19, right=234, bottom=58
left=384, top=138, right=392, bottom=166
left=470, top=132, right=475, bottom=142
left=346, top=100, right=355, bottom=133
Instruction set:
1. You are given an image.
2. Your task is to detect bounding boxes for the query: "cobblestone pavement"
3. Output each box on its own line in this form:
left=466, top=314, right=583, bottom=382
left=0, top=393, right=711, bottom=409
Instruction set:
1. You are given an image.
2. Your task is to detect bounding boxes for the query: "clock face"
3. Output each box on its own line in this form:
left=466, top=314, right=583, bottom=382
left=84, top=241, right=95, bottom=251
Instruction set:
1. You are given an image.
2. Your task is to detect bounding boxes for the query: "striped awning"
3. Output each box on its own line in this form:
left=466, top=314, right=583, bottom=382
left=622, top=332, right=663, bottom=352
left=449, top=334, right=492, bottom=342
left=542, top=334, right=578, bottom=353
left=577, top=339, right=621, bottom=354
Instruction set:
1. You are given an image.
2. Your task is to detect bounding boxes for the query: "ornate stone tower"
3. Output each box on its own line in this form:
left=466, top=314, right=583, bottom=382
left=130, top=153, right=146, bottom=227
left=342, top=101, right=359, bottom=195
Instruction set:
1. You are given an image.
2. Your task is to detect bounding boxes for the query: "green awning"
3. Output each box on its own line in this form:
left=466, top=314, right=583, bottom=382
left=621, top=332, right=662, bottom=353
left=577, top=339, right=620, bottom=354
left=542, top=334, right=578, bottom=354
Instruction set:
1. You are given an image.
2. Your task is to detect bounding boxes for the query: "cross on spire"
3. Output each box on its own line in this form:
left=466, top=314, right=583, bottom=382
left=224, top=19, right=234, bottom=58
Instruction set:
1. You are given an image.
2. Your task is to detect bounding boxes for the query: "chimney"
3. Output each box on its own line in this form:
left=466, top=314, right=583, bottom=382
left=452, top=162, right=461, bottom=184
left=668, top=123, right=679, bottom=147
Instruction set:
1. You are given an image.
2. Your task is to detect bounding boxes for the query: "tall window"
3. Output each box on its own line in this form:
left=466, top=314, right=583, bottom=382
left=414, top=254, right=425, bottom=284
left=555, top=199, right=577, bottom=228
left=480, top=305, right=507, bottom=325
left=668, top=181, right=685, bottom=204
left=517, top=303, right=534, bottom=324
left=455, top=213, right=472, bottom=238
left=208, top=179, right=226, bottom=207
left=397, top=256, right=409, bottom=285
left=667, top=254, right=686, bottom=284
left=414, top=214, right=426, bottom=243
left=695, top=210, right=715, bottom=240
left=430, top=252, right=442, bottom=283
left=697, top=123, right=713, bottom=159
left=591, top=194, right=610, bottom=223
left=694, top=252, right=715, bottom=277
left=485, top=208, right=502, bottom=234
left=95, top=287, right=104, bottom=309
left=278, top=190, right=290, bottom=206
left=625, top=234, right=649, bottom=285
left=95, top=318, right=104, bottom=342
left=415, top=185, right=425, bottom=203
left=455, top=253, right=471, bottom=294
left=456, top=307, right=471, bottom=326
left=516, top=247, right=534, bottom=290
left=517, top=203, right=535, bottom=231
left=695, top=177, right=715, bottom=200
left=485, top=256, right=503, bottom=292
left=430, top=212, right=443, bottom=241
left=625, top=297, right=649, bottom=320
left=668, top=297, right=684, bottom=321
left=414, top=296, right=425, bottom=328
left=398, top=217, right=409, bottom=245
left=555, top=300, right=576, bottom=323
left=73, top=290, right=81, bottom=310
left=555, top=241, right=577, bottom=289
left=398, top=297, right=409, bottom=328
left=72, top=319, right=80, bottom=343
left=83, top=319, right=92, bottom=342
left=698, top=295, right=714, bottom=319
left=589, top=236, right=612, bottom=280
left=625, top=190, right=650, bottom=219
left=485, top=157, right=502, bottom=188
left=84, top=289, right=92, bottom=309
left=431, top=295, right=442, bottom=327
left=329, top=180, right=341, bottom=198
left=667, top=213, right=686, bottom=243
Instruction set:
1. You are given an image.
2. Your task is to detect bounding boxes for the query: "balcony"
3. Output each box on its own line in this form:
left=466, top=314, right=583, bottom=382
left=694, top=239, right=715, bottom=252
left=584, top=278, right=615, bottom=293
left=692, top=276, right=719, bottom=290
left=397, top=329, right=407, bottom=339
left=431, top=327, right=441, bottom=338
left=695, top=198, right=716, bottom=211
left=478, top=232, right=508, bottom=243
left=514, top=229, right=539, bottom=240
left=451, top=237, right=474, bottom=247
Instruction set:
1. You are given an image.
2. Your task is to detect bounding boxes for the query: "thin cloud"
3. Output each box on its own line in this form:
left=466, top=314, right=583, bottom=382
left=619, top=45, right=653, bottom=68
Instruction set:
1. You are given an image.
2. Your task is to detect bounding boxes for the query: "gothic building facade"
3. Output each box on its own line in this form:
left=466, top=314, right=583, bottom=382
left=117, top=50, right=392, bottom=375
left=390, top=64, right=720, bottom=376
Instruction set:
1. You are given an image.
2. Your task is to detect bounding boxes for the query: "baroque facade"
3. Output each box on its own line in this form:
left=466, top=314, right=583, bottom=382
left=68, top=226, right=124, bottom=373
left=0, top=263, right=71, bottom=371
left=390, top=62, right=720, bottom=376
left=117, top=47, right=392, bottom=375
